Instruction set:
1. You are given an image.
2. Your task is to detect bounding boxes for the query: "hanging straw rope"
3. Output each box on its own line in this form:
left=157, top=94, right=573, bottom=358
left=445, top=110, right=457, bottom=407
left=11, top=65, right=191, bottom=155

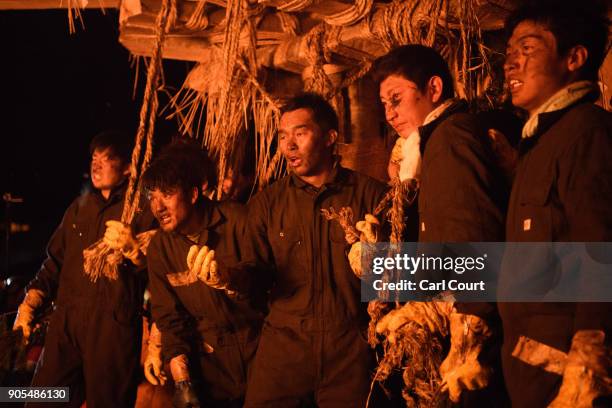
left=83, top=0, right=177, bottom=282
left=65, top=0, right=86, bottom=34
left=321, top=177, right=444, bottom=406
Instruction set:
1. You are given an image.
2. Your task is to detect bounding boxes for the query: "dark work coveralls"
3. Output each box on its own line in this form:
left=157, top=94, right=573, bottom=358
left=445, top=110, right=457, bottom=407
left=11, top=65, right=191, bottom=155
left=418, top=100, right=507, bottom=243
left=243, top=166, right=387, bottom=407
left=26, top=183, right=155, bottom=408
left=416, top=99, right=509, bottom=405
left=499, top=97, right=612, bottom=407
left=148, top=199, right=266, bottom=407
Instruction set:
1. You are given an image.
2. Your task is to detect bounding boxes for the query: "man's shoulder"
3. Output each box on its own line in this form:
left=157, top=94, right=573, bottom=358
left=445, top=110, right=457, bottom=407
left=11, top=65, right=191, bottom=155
left=427, top=111, right=484, bottom=154
left=217, top=199, right=247, bottom=216
left=338, top=167, right=388, bottom=203
left=341, top=167, right=386, bottom=189
left=216, top=199, right=248, bottom=227
left=148, top=228, right=173, bottom=254
left=250, top=175, right=291, bottom=203
left=437, top=111, right=480, bottom=138
left=67, top=191, right=97, bottom=216
left=543, top=102, right=612, bottom=145
left=562, top=102, right=612, bottom=128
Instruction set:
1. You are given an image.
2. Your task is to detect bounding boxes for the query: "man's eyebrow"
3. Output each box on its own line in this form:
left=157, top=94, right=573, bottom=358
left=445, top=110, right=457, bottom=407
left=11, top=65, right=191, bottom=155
left=380, top=88, right=400, bottom=101
left=508, top=34, right=544, bottom=47
left=280, top=124, right=309, bottom=133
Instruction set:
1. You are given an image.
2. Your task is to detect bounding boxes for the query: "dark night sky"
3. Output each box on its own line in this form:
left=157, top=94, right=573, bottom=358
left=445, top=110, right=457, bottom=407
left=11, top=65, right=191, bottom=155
left=0, top=8, right=188, bottom=281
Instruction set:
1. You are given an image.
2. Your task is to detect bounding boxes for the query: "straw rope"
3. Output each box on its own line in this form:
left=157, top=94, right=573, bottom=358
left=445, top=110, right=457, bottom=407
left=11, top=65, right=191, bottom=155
left=323, top=0, right=374, bottom=27
left=83, top=0, right=177, bottom=282
left=186, top=0, right=209, bottom=30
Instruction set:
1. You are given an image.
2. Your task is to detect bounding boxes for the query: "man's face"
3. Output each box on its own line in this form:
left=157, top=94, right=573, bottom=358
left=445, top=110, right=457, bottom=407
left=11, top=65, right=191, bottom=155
left=148, top=187, right=196, bottom=232
left=504, top=20, right=571, bottom=115
left=380, top=74, right=436, bottom=138
left=278, top=108, right=334, bottom=178
left=90, top=148, right=129, bottom=192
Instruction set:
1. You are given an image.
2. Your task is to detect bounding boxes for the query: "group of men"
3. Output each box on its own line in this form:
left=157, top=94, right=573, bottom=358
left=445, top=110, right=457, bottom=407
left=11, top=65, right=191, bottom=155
left=12, top=1, right=611, bottom=407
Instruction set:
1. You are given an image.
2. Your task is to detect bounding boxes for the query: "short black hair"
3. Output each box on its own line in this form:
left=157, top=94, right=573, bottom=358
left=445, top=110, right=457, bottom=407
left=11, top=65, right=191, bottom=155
left=372, top=44, right=455, bottom=100
left=89, top=130, right=133, bottom=166
left=505, top=0, right=610, bottom=82
left=280, top=92, right=339, bottom=133
left=142, top=141, right=216, bottom=195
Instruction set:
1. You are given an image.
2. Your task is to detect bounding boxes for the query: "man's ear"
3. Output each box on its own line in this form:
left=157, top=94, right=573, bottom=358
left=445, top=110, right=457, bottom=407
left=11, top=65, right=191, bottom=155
left=566, top=45, right=588, bottom=75
left=122, top=164, right=131, bottom=177
left=428, top=76, right=444, bottom=104
left=190, top=186, right=200, bottom=204
left=326, top=129, right=338, bottom=147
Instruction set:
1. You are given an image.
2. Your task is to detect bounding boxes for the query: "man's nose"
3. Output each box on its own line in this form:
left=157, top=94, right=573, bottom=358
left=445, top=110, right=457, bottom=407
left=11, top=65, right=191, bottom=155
left=504, top=48, right=519, bottom=74
left=284, top=135, right=297, bottom=150
left=151, top=199, right=164, bottom=213
left=385, top=105, right=397, bottom=123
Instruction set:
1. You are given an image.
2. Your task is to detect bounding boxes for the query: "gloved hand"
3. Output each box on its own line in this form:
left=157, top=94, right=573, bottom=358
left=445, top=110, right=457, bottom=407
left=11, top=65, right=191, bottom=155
left=144, top=323, right=167, bottom=386
left=187, top=245, right=227, bottom=290
left=348, top=214, right=380, bottom=278
left=440, top=311, right=493, bottom=403
left=487, top=129, right=518, bottom=182
left=13, top=289, right=45, bottom=344
left=356, top=214, right=379, bottom=243
left=376, top=301, right=454, bottom=342
left=173, top=381, right=200, bottom=408
left=103, top=220, right=144, bottom=266
left=548, top=330, right=612, bottom=408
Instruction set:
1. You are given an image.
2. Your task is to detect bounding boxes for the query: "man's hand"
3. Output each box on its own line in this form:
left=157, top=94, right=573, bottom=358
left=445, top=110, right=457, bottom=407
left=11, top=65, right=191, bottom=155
left=144, top=323, right=167, bottom=386
left=187, top=245, right=227, bottom=290
left=173, top=381, right=200, bottom=408
left=348, top=214, right=380, bottom=278
left=548, top=330, right=612, bottom=408
left=356, top=214, right=379, bottom=243
left=376, top=302, right=453, bottom=343
left=13, top=289, right=45, bottom=344
left=348, top=242, right=363, bottom=278
left=169, top=355, right=199, bottom=407
left=103, top=220, right=144, bottom=266
left=487, top=129, right=518, bottom=182
left=440, top=359, right=491, bottom=403
left=439, top=312, right=493, bottom=403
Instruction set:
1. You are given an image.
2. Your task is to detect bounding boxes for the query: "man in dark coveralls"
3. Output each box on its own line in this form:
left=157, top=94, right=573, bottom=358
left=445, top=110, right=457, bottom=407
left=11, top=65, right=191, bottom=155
left=499, top=1, right=612, bottom=406
left=144, top=144, right=265, bottom=408
left=371, top=45, right=508, bottom=404
left=233, top=93, right=388, bottom=407
left=13, top=130, right=155, bottom=407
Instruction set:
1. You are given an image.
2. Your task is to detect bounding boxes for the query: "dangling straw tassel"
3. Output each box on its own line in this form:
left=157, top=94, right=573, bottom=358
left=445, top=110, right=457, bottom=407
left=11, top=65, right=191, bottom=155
left=83, top=0, right=177, bottom=282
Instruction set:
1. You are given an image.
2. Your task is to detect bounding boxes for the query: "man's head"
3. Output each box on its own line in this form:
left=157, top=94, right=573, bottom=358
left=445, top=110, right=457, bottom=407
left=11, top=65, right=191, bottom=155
left=373, top=44, right=455, bottom=138
left=504, top=0, right=610, bottom=115
left=142, top=142, right=214, bottom=233
left=89, top=130, right=133, bottom=197
left=278, top=93, right=339, bottom=184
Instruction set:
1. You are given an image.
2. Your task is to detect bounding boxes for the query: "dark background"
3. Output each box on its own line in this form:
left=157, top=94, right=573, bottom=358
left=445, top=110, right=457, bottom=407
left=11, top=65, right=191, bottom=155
left=0, top=9, right=189, bottom=294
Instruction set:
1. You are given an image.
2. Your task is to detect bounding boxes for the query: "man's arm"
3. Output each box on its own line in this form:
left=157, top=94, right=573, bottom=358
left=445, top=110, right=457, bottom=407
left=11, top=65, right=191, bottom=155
left=421, top=118, right=505, bottom=242
left=147, top=236, right=194, bottom=361
left=26, top=199, right=79, bottom=299
left=557, top=124, right=612, bottom=333
left=221, top=192, right=276, bottom=294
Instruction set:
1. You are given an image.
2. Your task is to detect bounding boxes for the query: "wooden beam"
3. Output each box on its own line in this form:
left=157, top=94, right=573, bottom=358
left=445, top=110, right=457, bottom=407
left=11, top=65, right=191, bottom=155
left=0, top=0, right=119, bottom=10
